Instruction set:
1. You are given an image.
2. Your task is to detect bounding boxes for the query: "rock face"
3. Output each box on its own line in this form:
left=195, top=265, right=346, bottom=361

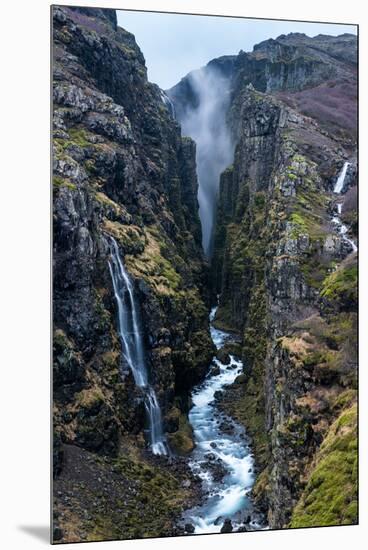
left=201, top=35, right=357, bottom=529
left=169, top=32, right=357, bottom=142
left=53, top=7, right=358, bottom=540
left=52, top=6, right=214, bottom=542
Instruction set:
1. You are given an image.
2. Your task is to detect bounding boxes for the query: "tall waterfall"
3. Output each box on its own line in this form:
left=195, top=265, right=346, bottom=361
left=108, top=237, right=168, bottom=455
left=169, top=67, right=234, bottom=257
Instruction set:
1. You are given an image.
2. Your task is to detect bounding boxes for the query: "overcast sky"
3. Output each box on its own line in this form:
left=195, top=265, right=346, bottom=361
left=117, top=10, right=356, bottom=90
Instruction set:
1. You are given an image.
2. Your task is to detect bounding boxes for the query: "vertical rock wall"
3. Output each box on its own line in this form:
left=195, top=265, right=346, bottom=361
left=52, top=6, right=214, bottom=541
left=212, top=82, right=357, bottom=527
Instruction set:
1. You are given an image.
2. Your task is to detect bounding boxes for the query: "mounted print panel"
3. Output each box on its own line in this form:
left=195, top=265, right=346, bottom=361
left=52, top=4, right=358, bottom=543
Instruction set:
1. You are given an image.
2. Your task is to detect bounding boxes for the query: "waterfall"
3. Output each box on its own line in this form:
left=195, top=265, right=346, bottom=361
left=331, top=162, right=357, bottom=253
left=160, top=90, right=176, bottom=119
left=334, top=162, right=350, bottom=193
left=108, top=237, right=169, bottom=455
left=169, top=67, right=234, bottom=257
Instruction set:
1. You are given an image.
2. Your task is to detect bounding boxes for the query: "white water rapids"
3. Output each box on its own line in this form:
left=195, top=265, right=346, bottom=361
left=182, top=307, right=263, bottom=534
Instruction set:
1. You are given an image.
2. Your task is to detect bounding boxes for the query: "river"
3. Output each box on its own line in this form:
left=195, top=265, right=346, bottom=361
left=182, top=306, right=265, bottom=534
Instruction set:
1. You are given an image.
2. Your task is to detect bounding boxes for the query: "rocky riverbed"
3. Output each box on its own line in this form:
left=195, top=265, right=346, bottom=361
left=181, top=307, right=266, bottom=534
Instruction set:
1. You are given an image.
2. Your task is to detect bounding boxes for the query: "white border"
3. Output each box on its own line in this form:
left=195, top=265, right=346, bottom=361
left=1, top=0, right=366, bottom=548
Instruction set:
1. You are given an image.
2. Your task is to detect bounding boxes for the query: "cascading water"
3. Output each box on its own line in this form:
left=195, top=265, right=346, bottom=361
left=168, top=68, right=262, bottom=532
left=160, top=90, right=176, bottom=119
left=108, top=237, right=168, bottom=455
left=168, top=67, right=234, bottom=257
left=181, top=306, right=265, bottom=534
left=332, top=162, right=357, bottom=253
left=334, top=161, right=350, bottom=194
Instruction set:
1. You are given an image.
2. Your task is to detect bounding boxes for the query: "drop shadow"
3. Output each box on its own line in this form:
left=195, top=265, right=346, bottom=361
left=18, top=525, right=50, bottom=544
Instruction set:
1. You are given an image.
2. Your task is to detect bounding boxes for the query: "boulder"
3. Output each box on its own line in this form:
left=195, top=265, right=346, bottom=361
left=220, top=518, right=233, bottom=533
left=216, top=348, right=231, bottom=365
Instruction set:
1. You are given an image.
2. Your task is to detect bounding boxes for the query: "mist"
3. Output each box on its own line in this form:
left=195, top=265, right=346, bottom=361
left=171, top=67, right=234, bottom=257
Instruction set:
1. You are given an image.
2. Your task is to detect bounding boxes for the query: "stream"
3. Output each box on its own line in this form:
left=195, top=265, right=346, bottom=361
left=182, top=307, right=264, bottom=534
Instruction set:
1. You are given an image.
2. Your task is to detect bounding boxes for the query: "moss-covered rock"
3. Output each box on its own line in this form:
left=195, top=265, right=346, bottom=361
left=210, top=83, right=357, bottom=529
left=53, top=443, right=197, bottom=543
left=167, top=410, right=195, bottom=455
left=53, top=6, right=214, bottom=541
left=321, top=259, right=357, bottom=311
left=290, top=403, right=357, bottom=527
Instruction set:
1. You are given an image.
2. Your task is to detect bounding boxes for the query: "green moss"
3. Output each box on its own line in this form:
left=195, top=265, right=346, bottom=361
left=124, top=229, right=183, bottom=295
left=302, top=349, right=336, bottom=368
left=211, top=133, right=357, bottom=525
left=290, top=403, right=357, bottom=528
left=53, top=175, right=76, bottom=190
left=212, top=169, right=269, bottom=478
left=321, top=263, right=357, bottom=311
left=290, top=184, right=332, bottom=288
left=54, top=128, right=91, bottom=155
left=332, top=389, right=356, bottom=411
left=152, top=254, right=181, bottom=290
left=167, top=410, right=194, bottom=455
left=290, top=212, right=308, bottom=235
left=276, top=414, right=314, bottom=450
left=94, top=192, right=121, bottom=214
left=103, top=220, right=145, bottom=255
left=87, top=452, right=190, bottom=541
left=75, top=386, right=104, bottom=409
left=289, top=201, right=326, bottom=241
left=213, top=302, right=239, bottom=333
left=68, top=127, right=91, bottom=147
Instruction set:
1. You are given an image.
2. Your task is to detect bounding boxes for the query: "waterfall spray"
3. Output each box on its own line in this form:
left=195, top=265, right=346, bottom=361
left=108, top=237, right=169, bottom=455
left=168, top=67, right=234, bottom=257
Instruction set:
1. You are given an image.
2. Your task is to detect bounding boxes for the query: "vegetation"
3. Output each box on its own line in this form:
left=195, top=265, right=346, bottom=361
left=167, top=409, right=195, bottom=455
left=53, top=5, right=358, bottom=540
left=53, top=175, right=76, bottom=191
left=291, top=404, right=357, bottom=527
left=321, top=262, right=358, bottom=310
left=88, top=453, right=190, bottom=540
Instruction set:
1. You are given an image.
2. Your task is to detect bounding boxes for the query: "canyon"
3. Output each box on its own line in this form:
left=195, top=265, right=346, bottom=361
left=52, top=6, right=358, bottom=543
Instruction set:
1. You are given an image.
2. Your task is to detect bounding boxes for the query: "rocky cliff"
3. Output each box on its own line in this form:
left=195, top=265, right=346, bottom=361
left=168, top=30, right=358, bottom=530
left=52, top=8, right=358, bottom=541
left=52, top=6, right=214, bottom=542
left=206, top=35, right=357, bottom=528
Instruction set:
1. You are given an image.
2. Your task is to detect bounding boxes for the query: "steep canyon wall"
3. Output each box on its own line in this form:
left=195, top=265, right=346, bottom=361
left=52, top=6, right=214, bottom=541
left=52, top=8, right=358, bottom=541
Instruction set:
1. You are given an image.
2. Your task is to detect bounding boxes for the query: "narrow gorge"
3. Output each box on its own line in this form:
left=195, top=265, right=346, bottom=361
left=52, top=6, right=358, bottom=543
